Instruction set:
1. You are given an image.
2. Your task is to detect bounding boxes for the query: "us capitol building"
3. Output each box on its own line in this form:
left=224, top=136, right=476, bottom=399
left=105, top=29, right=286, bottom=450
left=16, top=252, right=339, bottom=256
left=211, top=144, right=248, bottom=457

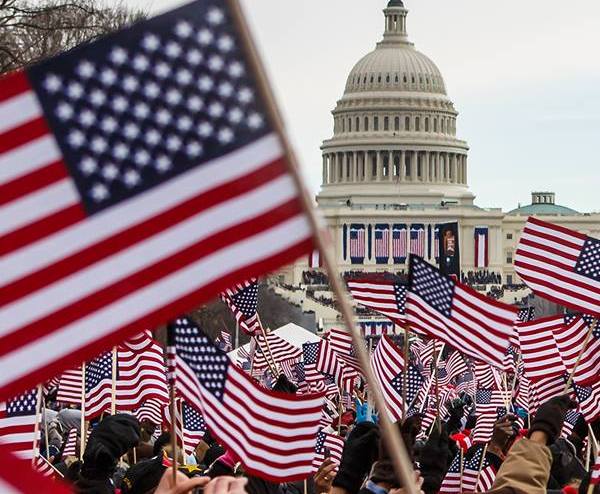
left=281, top=0, right=600, bottom=294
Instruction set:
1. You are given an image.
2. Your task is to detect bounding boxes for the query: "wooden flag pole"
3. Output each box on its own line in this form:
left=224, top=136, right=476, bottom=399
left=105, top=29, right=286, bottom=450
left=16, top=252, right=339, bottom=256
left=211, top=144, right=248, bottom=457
left=337, top=390, right=343, bottom=435
left=417, top=343, right=445, bottom=413
left=31, top=385, right=43, bottom=466
left=80, top=362, right=87, bottom=461
left=179, top=399, right=187, bottom=466
left=432, top=342, right=441, bottom=433
left=226, top=2, right=419, bottom=491
left=403, top=326, right=410, bottom=419
left=256, top=315, right=280, bottom=376
left=169, top=390, right=178, bottom=484
left=459, top=447, right=464, bottom=494
left=42, top=397, right=50, bottom=459
left=111, top=346, right=117, bottom=415
left=564, top=318, right=598, bottom=393
left=474, top=444, right=489, bottom=493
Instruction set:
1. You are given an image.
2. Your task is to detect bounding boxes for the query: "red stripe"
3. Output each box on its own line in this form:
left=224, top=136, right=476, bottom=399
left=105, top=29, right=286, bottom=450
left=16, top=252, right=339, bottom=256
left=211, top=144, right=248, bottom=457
left=517, top=237, right=579, bottom=264
left=0, top=117, right=48, bottom=154
left=0, top=204, right=86, bottom=257
left=0, top=160, right=68, bottom=207
left=0, top=199, right=305, bottom=354
left=0, top=158, right=286, bottom=305
left=0, top=71, right=31, bottom=103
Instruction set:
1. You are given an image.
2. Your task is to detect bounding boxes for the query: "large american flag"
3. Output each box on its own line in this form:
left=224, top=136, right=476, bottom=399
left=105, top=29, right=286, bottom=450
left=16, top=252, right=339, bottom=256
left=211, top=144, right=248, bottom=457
left=349, top=225, right=366, bottom=261
left=347, top=279, right=406, bottom=324
left=374, top=224, right=390, bottom=263
left=221, top=279, right=261, bottom=336
left=407, top=256, right=518, bottom=368
left=409, top=225, right=425, bottom=258
left=0, top=0, right=314, bottom=399
left=515, top=217, right=600, bottom=317
left=168, top=317, right=324, bottom=482
left=392, top=225, right=408, bottom=262
left=0, top=389, right=39, bottom=460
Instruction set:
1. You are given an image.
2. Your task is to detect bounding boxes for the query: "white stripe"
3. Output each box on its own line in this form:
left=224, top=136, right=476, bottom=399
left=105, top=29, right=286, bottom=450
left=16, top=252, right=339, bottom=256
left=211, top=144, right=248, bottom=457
left=0, top=91, right=41, bottom=134
left=1, top=174, right=299, bottom=334
left=0, top=478, right=21, bottom=494
left=0, top=179, right=78, bottom=237
left=0, top=135, right=61, bottom=184
left=0, top=214, right=311, bottom=385
left=455, top=285, right=517, bottom=321
left=1, top=133, right=283, bottom=285
left=517, top=240, right=578, bottom=267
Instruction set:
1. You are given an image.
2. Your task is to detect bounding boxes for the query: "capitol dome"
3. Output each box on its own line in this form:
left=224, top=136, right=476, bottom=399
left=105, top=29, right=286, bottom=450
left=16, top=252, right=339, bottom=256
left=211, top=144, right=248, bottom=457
left=318, top=0, right=474, bottom=207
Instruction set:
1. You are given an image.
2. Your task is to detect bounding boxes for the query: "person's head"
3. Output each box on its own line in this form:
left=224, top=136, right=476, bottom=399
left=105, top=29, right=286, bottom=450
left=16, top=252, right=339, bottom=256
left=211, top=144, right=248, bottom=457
left=369, top=460, right=401, bottom=490
left=153, top=432, right=171, bottom=457
left=120, top=457, right=166, bottom=494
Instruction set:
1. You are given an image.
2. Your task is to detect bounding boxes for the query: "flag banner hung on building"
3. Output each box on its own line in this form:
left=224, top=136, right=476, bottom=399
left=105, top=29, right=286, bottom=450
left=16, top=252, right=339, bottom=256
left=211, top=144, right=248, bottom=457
left=407, top=256, right=518, bottom=367
left=409, top=224, right=425, bottom=257
left=359, top=321, right=395, bottom=337
left=168, top=317, right=325, bottom=482
left=474, top=226, right=489, bottom=268
left=0, top=0, right=316, bottom=400
left=392, top=224, right=408, bottom=264
left=349, top=224, right=366, bottom=264
left=347, top=279, right=406, bottom=324
left=434, top=225, right=441, bottom=263
left=515, top=217, right=600, bottom=317
left=308, top=249, right=322, bottom=269
left=374, top=224, right=390, bottom=264
left=221, top=279, right=261, bottom=336
left=0, top=388, right=40, bottom=460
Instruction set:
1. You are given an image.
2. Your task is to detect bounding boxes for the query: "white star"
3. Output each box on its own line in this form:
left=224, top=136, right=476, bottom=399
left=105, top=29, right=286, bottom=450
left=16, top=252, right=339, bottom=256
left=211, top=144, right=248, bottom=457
left=176, top=68, right=193, bottom=85
left=155, top=62, right=170, bottom=79
left=198, top=121, right=213, bottom=137
left=123, top=122, right=140, bottom=139
left=90, top=89, right=106, bottom=106
left=228, top=107, right=243, bottom=124
left=112, top=95, right=128, bottom=113
left=123, top=169, right=140, bottom=187
left=198, top=76, right=213, bottom=92
left=217, top=35, right=234, bottom=52
left=207, top=8, right=224, bottom=25
left=218, top=127, right=233, bottom=144
left=156, top=108, right=172, bottom=126
left=166, top=88, right=182, bottom=105
left=102, top=163, right=119, bottom=181
left=110, top=47, right=128, bottom=65
left=44, top=74, right=62, bottom=93
left=122, top=75, right=139, bottom=92
left=165, top=41, right=181, bottom=58
left=208, top=102, right=224, bottom=118
left=90, top=183, right=109, bottom=202
left=79, top=109, right=96, bottom=127
left=175, top=20, right=193, bottom=38
left=100, top=68, right=117, bottom=86
left=79, top=156, right=97, bottom=175
left=113, top=142, right=129, bottom=160
left=228, top=61, right=244, bottom=78
left=247, top=113, right=264, bottom=129
left=218, top=82, right=233, bottom=98
left=91, top=136, right=108, bottom=153
left=77, top=60, right=95, bottom=79
left=144, top=82, right=160, bottom=99
left=133, top=54, right=150, bottom=72
left=187, top=95, right=203, bottom=112
left=186, top=141, right=203, bottom=157
left=197, top=28, right=213, bottom=46
left=134, top=102, right=150, bottom=119
left=186, top=49, right=203, bottom=65
left=67, top=81, right=84, bottom=99
left=101, top=116, right=118, bottom=134
left=68, top=130, right=85, bottom=148
left=145, top=128, right=161, bottom=146
left=208, top=55, right=224, bottom=72
left=166, top=135, right=182, bottom=151
left=142, top=34, right=160, bottom=52
left=156, top=155, right=172, bottom=172
left=177, top=116, right=193, bottom=131
left=56, top=102, right=74, bottom=121
left=135, top=149, right=151, bottom=166
left=237, top=87, right=253, bottom=104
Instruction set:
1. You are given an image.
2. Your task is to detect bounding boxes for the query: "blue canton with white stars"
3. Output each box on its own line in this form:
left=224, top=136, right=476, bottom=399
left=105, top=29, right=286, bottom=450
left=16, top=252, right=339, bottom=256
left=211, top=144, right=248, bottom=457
left=182, top=402, right=206, bottom=432
left=7, top=389, right=37, bottom=417
left=409, top=257, right=454, bottom=317
left=390, top=364, right=423, bottom=405
left=27, top=1, right=268, bottom=215
left=394, top=284, right=407, bottom=315
left=476, top=389, right=492, bottom=405
left=86, top=352, right=113, bottom=393
left=303, top=342, right=319, bottom=366
left=231, top=281, right=258, bottom=318
left=465, top=445, right=490, bottom=471
left=575, top=237, right=600, bottom=282
left=314, top=431, right=328, bottom=454
left=171, top=317, right=229, bottom=401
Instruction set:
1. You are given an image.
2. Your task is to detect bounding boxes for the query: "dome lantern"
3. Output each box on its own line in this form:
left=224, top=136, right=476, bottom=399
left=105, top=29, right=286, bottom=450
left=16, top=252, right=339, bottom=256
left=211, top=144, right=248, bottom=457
left=381, top=0, right=409, bottom=46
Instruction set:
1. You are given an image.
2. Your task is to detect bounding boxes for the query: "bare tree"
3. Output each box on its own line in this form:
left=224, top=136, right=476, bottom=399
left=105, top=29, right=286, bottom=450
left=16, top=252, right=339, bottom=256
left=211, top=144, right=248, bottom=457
left=0, top=0, right=145, bottom=74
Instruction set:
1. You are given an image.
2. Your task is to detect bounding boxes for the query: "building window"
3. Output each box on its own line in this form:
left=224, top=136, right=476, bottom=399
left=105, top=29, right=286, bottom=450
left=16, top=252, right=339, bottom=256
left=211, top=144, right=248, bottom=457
left=356, top=117, right=360, bottom=131
left=441, top=119, right=445, bottom=133
left=415, top=117, right=420, bottom=131
left=348, top=118, right=352, bottom=132
left=342, top=118, right=345, bottom=132
left=384, top=116, right=389, bottom=131
left=507, top=275, right=513, bottom=285
left=364, top=117, right=369, bottom=131
left=371, top=159, right=377, bottom=178
left=405, top=116, right=410, bottom=131
left=394, top=161, right=400, bottom=177
left=425, top=117, right=429, bottom=132
left=374, top=116, right=379, bottom=131
left=506, top=253, right=513, bottom=264
left=506, top=233, right=513, bottom=240
left=383, top=163, right=389, bottom=177
left=434, top=118, right=438, bottom=132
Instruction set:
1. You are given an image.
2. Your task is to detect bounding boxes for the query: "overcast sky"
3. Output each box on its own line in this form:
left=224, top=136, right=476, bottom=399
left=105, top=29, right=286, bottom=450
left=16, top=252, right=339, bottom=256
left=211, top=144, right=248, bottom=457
left=123, top=0, right=600, bottom=213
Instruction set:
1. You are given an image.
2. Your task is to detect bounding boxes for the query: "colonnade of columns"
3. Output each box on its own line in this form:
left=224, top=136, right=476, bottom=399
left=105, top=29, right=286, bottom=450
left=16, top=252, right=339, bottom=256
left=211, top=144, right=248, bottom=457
left=322, top=150, right=468, bottom=185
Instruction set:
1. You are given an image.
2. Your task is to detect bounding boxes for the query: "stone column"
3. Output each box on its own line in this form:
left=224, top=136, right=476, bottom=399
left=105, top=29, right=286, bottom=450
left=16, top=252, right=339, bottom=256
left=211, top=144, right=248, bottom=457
left=411, top=151, right=417, bottom=181
left=443, top=153, right=449, bottom=182
left=424, top=152, right=430, bottom=182
left=399, top=150, right=406, bottom=181
left=322, top=154, right=327, bottom=184
left=463, top=155, right=467, bottom=184
left=352, top=151, right=358, bottom=182
left=451, top=154, right=457, bottom=183
left=388, top=150, right=394, bottom=181
left=376, top=151, right=383, bottom=181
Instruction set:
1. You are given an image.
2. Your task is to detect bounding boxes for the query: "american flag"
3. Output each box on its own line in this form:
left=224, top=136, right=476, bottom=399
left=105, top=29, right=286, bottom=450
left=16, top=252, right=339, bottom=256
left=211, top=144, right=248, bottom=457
left=251, top=331, right=301, bottom=374
left=349, top=225, right=366, bottom=261
left=62, top=427, right=78, bottom=457
left=327, top=328, right=361, bottom=375
left=456, top=372, right=477, bottom=397
left=56, top=366, right=83, bottom=405
left=220, top=330, right=233, bottom=351
left=0, top=388, right=40, bottom=460
left=553, top=314, right=600, bottom=386
left=518, top=307, right=535, bottom=322
left=84, top=352, right=113, bottom=419
left=439, top=351, right=469, bottom=387
left=303, top=342, right=357, bottom=394
left=572, top=381, right=600, bottom=424
left=279, top=358, right=301, bottom=383
left=168, top=317, right=325, bottom=481
left=461, top=444, right=497, bottom=493
left=472, top=389, right=508, bottom=443
left=0, top=0, right=314, bottom=400
left=528, top=374, right=568, bottom=414
left=517, top=315, right=567, bottom=381
left=392, top=225, right=408, bottom=262
left=409, top=225, right=425, bottom=258
left=311, top=432, right=344, bottom=473
left=438, top=451, right=464, bottom=494
left=33, top=455, right=55, bottom=478
left=295, top=360, right=326, bottom=395
left=221, top=279, right=261, bottom=336
left=347, top=279, right=406, bottom=324
left=374, top=225, right=390, bottom=263
left=134, top=399, right=164, bottom=426
left=308, top=249, right=322, bottom=269
left=163, top=398, right=207, bottom=455
left=407, top=256, right=518, bottom=368
left=515, top=217, right=600, bottom=317
left=561, top=410, right=581, bottom=438
left=591, top=451, right=600, bottom=485
left=473, top=363, right=501, bottom=391
left=370, top=336, right=406, bottom=421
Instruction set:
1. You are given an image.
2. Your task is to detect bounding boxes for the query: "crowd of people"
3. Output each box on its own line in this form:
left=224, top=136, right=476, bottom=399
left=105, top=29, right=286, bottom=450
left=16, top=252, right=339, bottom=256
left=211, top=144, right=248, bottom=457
left=460, top=271, right=502, bottom=287
left=302, top=271, right=330, bottom=286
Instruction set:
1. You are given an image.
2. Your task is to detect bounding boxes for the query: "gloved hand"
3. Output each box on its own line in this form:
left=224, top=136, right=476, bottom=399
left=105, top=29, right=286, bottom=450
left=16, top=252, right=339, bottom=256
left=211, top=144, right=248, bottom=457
left=529, top=395, right=577, bottom=445
left=419, top=424, right=452, bottom=494
left=333, top=422, right=380, bottom=494
left=446, top=399, right=465, bottom=435
left=355, top=399, right=372, bottom=424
